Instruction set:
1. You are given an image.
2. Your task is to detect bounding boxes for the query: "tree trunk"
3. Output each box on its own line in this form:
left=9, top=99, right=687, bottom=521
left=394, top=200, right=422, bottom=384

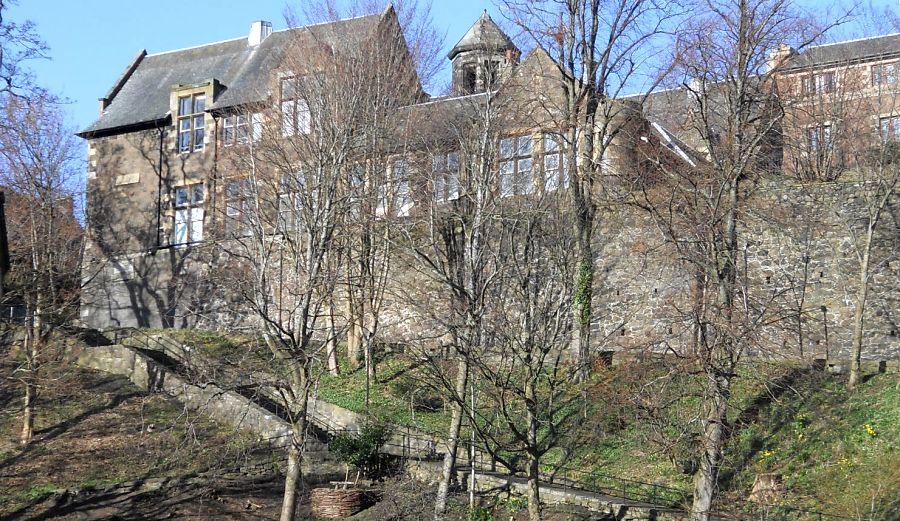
left=20, top=377, right=34, bottom=445
left=691, top=373, right=729, bottom=521
left=280, top=364, right=309, bottom=521
left=279, top=441, right=302, bottom=521
left=526, top=452, right=541, bottom=521
left=571, top=212, right=593, bottom=381
left=347, top=300, right=361, bottom=370
left=326, top=307, right=339, bottom=376
left=526, top=384, right=541, bottom=521
left=19, top=314, right=37, bottom=445
left=434, top=356, right=468, bottom=519
left=848, top=226, right=873, bottom=389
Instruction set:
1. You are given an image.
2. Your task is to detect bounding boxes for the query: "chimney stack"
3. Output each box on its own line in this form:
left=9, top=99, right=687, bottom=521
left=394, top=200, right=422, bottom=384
left=248, top=21, right=273, bottom=46
left=767, top=43, right=796, bottom=72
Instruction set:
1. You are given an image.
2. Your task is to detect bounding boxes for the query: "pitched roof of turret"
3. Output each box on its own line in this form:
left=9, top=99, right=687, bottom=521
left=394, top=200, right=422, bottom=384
left=448, top=11, right=518, bottom=60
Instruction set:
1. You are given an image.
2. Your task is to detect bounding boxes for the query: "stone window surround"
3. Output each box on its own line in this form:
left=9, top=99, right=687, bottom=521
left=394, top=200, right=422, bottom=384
left=170, top=82, right=213, bottom=155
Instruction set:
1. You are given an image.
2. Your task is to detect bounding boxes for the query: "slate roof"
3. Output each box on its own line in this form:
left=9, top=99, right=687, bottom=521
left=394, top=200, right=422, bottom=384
left=782, top=33, right=900, bottom=72
left=448, top=11, right=517, bottom=60
left=79, top=14, right=381, bottom=137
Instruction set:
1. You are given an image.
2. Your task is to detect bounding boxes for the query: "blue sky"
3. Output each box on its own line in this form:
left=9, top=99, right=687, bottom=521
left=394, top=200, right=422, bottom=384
left=9, top=0, right=494, bottom=133
left=8, top=0, right=899, bottom=135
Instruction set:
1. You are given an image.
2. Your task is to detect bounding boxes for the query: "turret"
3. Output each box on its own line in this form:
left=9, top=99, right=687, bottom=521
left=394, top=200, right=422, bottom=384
left=448, top=11, right=519, bottom=94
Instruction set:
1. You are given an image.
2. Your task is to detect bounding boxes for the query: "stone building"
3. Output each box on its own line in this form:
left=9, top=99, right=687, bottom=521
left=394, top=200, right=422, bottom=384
left=774, top=34, right=900, bottom=179
left=78, top=10, right=897, bottom=361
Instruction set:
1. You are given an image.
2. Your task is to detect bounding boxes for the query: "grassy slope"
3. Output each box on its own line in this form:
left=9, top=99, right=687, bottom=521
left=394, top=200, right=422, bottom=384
left=0, top=354, right=257, bottom=515
left=158, top=329, right=898, bottom=518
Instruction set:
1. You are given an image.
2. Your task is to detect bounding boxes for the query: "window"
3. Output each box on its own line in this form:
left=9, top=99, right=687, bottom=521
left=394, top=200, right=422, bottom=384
left=223, top=113, right=262, bottom=146
left=801, top=72, right=834, bottom=95
left=393, top=159, right=412, bottom=217
left=278, top=172, right=304, bottom=232
left=432, top=151, right=460, bottom=203
left=348, top=165, right=365, bottom=219
left=807, top=124, right=831, bottom=151
left=173, top=184, right=204, bottom=244
left=281, top=77, right=311, bottom=137
left=499, top=136, right=533, bottom=197
left=880, top=116, right=900, bottom=141
left=542, top=133, right=568, bottom=191
left=461, top=64, right=477, bottom=93
left=872, top=63, right=899, bottom=87
left=177, top=93, right=205, bottom=153
left=224, top=179, right=252, bottom=237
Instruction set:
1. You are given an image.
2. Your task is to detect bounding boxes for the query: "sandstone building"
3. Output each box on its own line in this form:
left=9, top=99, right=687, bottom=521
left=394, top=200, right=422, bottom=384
left=78, top=10, right=897, bottom=361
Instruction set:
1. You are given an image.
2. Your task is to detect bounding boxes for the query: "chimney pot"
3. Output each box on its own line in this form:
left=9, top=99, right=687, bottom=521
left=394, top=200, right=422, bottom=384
left=249, top=21, right=273, bottom=46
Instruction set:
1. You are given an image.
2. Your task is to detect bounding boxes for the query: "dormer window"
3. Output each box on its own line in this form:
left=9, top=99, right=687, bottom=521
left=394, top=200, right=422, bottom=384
left=281, top=77, right=311, bottom=137
left=177, top=93, right=206, bottom=153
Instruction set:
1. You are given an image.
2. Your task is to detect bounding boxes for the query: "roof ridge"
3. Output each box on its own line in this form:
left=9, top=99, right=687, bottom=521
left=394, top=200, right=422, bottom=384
left=804, top=31, right=900, bottom=52
left=146, top=36, right=247, bottom=57
left=146, top=12, right=381, bottom=58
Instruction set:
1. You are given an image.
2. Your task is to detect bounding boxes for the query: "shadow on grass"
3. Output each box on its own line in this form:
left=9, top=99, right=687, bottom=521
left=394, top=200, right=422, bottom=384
left=717, top=365, right=820, bottom=491
left=0, top=472, right=285, bottom=521
left=0, top=381, right=140, bottom=474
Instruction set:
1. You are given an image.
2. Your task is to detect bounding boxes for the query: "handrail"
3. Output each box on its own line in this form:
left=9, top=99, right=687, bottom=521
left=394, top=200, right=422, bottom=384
left=102, top=327, right=851, bottom=520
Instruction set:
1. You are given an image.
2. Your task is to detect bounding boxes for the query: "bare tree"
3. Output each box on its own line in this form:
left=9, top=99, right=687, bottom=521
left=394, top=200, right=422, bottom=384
left=465, top=188, right=582, bottom=521
left=0, top=0, right=47, bottom=98
left=0, top=92, right=83, bottom=445
left=631, top=1, right=822, bottom=518
left=395, top=81, right=515, bottom=517
left=500, top=0, right=680, bottom=380
left=845, top=133, right=898, bottom=389
left=212, top=7, right=420, bottom=520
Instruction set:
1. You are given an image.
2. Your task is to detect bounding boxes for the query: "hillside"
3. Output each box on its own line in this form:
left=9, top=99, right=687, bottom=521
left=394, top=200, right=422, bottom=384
left=2, top=329, right=896, bottom=520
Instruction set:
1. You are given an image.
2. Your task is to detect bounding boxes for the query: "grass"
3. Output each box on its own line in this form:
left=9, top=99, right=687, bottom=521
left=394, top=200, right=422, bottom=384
left=0, top=353, right=258, bottom=515
left=150, top=328, right=898, bottom=517
left=314, top=352, right=453, bottom=436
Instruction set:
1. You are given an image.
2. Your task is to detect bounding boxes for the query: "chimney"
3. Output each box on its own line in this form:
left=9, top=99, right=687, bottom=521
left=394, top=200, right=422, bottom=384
left=248, top=21, right=273, bottom=46
left=767, top=43, right=796, bottom=72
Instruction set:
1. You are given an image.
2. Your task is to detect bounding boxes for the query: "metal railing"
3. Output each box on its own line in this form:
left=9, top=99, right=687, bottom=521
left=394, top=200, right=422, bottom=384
left=103, top=327, right=850, bottom=520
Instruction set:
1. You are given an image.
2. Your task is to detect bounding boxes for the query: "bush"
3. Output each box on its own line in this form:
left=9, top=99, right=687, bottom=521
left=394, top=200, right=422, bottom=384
left=329, top=422, right=393, bottom=478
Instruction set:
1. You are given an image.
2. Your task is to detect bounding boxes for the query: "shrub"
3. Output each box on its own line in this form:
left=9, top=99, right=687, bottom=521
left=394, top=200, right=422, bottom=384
left=329, top=422, right=393, bottom=478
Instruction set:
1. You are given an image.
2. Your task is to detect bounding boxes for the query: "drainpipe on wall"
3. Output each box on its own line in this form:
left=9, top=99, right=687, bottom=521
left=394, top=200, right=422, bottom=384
left=0, top=192, right=9, bottom=297
left=155, top=126, right=164, bottom=251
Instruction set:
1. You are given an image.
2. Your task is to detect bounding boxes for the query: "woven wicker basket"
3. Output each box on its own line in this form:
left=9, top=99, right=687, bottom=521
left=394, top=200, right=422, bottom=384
left=310, top=487, right=383, bottom=519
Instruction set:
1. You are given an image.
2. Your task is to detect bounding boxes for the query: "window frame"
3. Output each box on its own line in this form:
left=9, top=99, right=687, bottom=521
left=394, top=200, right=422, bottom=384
left=173, top=183, right=204, bottom=245
left=222, top=113, right=263, bottom=147
left=499, top=135, right=534, bottom=197
left=177, top=93, right=206, bottom=153
left=280, top=77, right=311, bottom=137
left=541, top=133, right=568, bottom=192
left=872, top=62, right=899, bottom=87
left=879, top=115, right=900, bottom=141
left=801, top=72, right=835, bottom=95
left=806, top=124, right=832, bottom=152
left=224, top=178, right=253, bottom=237
left=432, top=151, right=460, bottom=203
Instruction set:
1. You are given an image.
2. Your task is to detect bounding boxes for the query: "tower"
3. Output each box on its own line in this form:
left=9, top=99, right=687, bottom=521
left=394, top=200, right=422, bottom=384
left=448, top=11, right=520, bottom=95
